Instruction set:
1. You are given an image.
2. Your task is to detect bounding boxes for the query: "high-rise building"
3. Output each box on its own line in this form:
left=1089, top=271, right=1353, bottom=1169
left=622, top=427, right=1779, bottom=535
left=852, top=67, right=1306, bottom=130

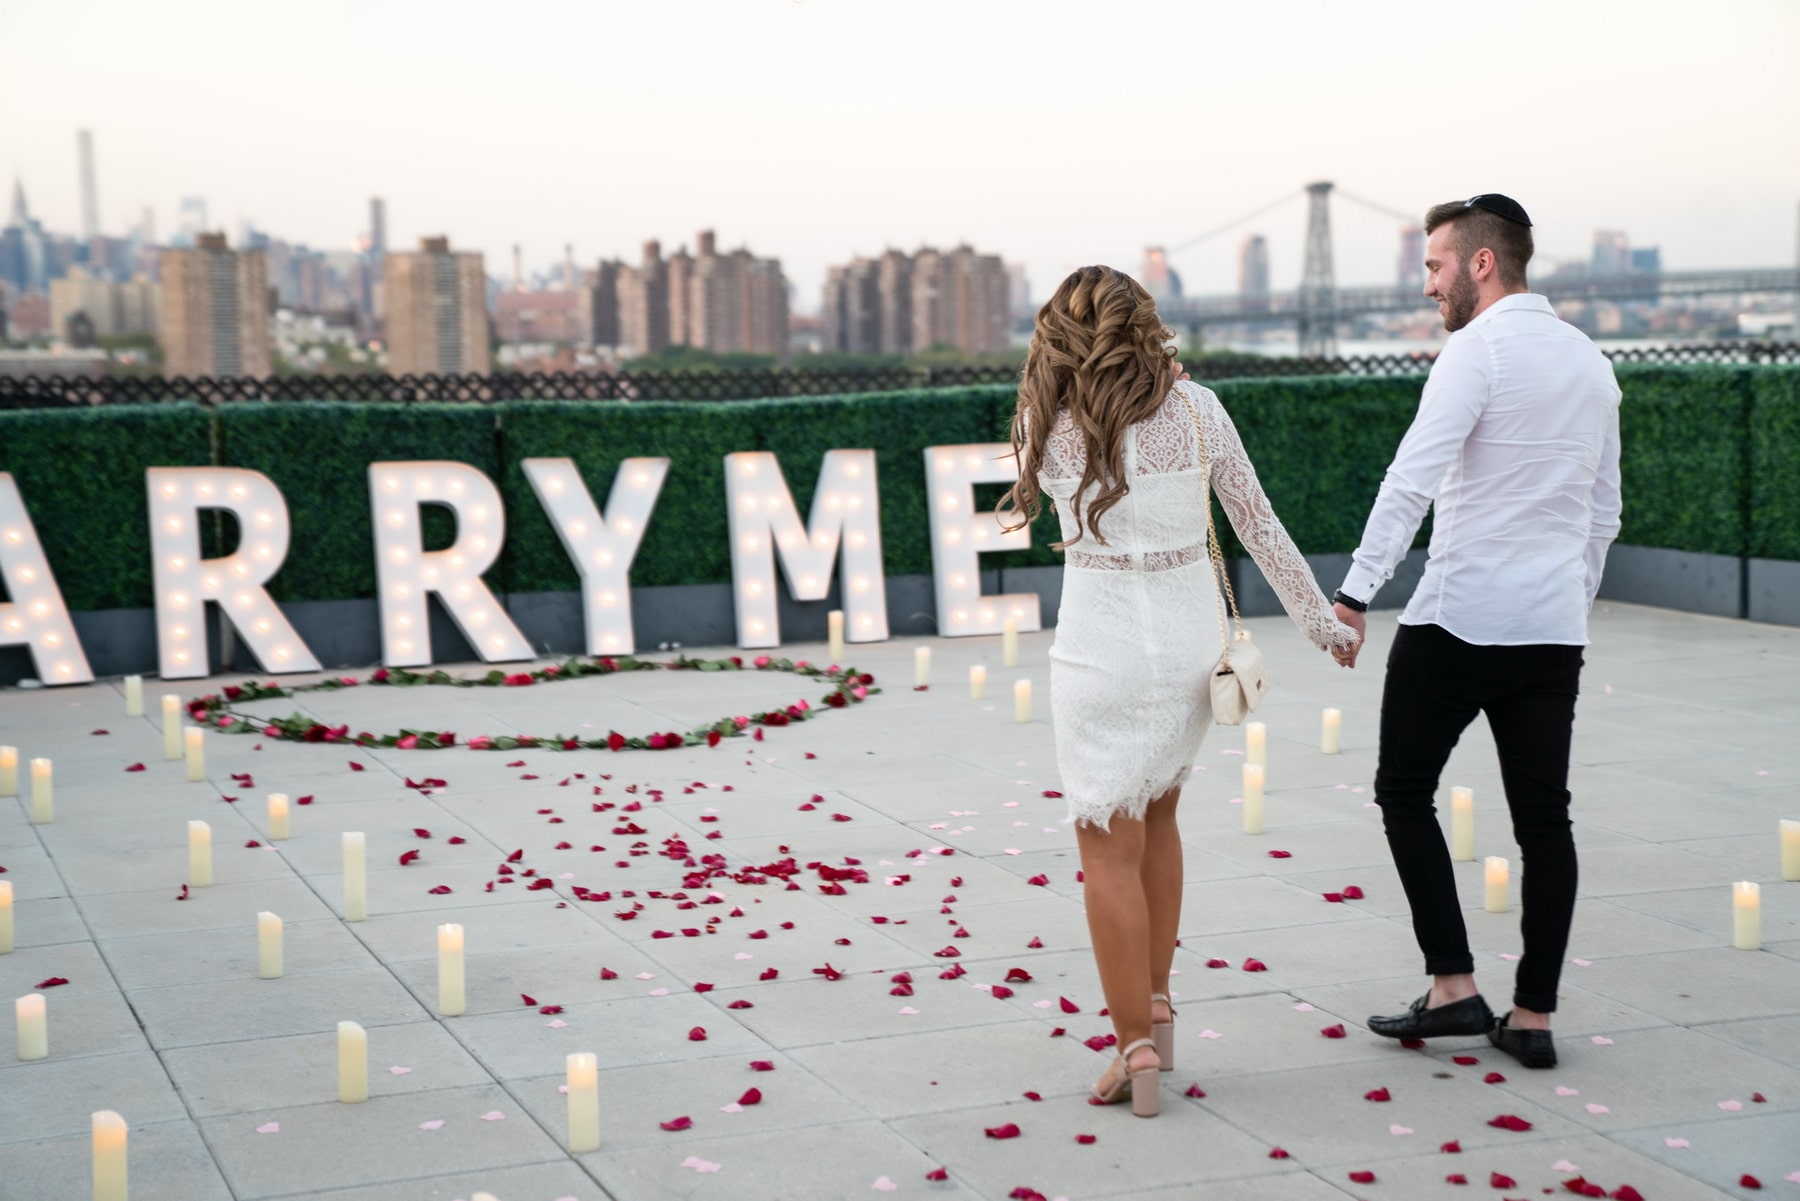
left=681, top=230, right=788, bottom=358
left=823, top=245, right=1007, bottom=357
left=617, top=240, right=670, bottom=355
left=1591, top=230, right=1631, bottom=276
left=587, top=260, right=622, bottom=348
left=2, top=178, right=48, bottom=293
left=1238, top=234, right=1270, bottom=310
left=50, top=266, right=159, bottom=338
left=1139, top=247, right=1182, bottom=304
left=383, top=235, right=490, bottom=375
left=173, top=197, right=208, bottom=249
left=77, top=130, right=100, bottom=242
left=1629, top=247, right=1662, bottom=274
left=159, top=233, right=272, bottom=377
left=876, top=250, right=913, bottom=355
left=1397, top=227, right=1425, bottom=292
left=369, top=198, right=387, bottom=257
left=1006, top=262, right=1031, bottom=320
left=667, top=243, right=694, bottom=345
left=822, top=258, right=882, bottom=354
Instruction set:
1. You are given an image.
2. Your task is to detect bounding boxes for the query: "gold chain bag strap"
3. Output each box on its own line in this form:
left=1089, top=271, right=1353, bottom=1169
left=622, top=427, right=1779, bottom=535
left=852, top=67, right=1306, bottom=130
left=1177, top=384, right=1269, bottom=726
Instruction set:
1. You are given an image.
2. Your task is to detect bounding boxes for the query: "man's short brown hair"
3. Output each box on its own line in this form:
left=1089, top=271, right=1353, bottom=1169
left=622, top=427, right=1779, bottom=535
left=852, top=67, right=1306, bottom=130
left=1425, top=200, right=1534, bottom=288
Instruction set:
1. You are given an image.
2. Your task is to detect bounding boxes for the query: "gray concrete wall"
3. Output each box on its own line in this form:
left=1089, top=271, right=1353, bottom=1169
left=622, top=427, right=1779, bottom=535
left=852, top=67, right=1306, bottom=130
left=2, top=546, right=1794, bottom=687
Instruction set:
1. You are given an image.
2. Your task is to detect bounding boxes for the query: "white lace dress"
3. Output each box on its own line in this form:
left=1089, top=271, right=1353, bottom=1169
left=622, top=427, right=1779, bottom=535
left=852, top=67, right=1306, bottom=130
left=1041, top=381, right=1358, bottom=830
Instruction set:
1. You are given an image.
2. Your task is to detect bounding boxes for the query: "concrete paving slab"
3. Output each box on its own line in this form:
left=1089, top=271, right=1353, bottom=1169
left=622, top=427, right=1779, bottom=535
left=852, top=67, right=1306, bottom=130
left=0, top=1119, right=236, bottom=1201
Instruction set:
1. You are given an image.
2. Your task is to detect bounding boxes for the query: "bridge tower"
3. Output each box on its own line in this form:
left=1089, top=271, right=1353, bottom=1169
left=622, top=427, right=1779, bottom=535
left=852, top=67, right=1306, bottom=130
left=1298, top=181, right=1337, bottom=358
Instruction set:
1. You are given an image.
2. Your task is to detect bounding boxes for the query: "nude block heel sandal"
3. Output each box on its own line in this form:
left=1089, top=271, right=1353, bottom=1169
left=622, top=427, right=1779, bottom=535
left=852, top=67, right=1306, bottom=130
left=1151, top=993, right=1177, bottom=1072
left=1091, top=1038, right=1162, bottom=1118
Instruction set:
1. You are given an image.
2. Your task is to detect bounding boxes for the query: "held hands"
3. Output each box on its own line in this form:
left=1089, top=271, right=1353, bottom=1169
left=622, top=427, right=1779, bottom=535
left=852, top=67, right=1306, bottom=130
left=1330, top=603, right=1366, bottom=669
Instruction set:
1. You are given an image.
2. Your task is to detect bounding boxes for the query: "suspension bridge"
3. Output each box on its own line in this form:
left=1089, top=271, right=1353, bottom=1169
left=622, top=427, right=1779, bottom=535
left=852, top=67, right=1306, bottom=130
left=1143, top=182, right=1800, bottom=356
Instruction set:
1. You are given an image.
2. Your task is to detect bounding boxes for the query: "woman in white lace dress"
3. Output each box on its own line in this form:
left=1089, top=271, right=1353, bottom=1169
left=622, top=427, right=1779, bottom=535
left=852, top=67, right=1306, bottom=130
left=1002, top=266, right=1360, bottom=1117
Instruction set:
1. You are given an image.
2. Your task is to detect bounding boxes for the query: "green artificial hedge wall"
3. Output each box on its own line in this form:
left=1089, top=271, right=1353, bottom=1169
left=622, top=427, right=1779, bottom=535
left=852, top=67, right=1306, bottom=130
left=2, top=364, right=1796, bottom=617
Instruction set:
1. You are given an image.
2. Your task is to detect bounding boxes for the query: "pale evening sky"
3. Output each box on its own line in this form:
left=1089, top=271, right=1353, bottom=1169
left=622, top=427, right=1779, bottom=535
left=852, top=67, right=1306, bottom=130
left=5, top=0, right=1798, bottom=313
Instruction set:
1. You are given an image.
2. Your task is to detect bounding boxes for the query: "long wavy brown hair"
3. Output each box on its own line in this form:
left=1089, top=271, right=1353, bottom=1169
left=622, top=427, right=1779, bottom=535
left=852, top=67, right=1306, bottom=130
left=999, top=265, right=1179, bottom=548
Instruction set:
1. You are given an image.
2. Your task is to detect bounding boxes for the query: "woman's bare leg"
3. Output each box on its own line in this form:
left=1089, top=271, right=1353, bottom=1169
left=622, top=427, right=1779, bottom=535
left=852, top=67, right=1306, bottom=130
left=1076, top=814, right=1160, bottom=1079
left=1142, top=787, right=1184, bottom=1023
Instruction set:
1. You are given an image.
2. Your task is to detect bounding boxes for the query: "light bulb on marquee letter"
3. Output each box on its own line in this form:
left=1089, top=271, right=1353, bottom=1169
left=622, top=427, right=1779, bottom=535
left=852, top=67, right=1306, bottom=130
left=369, top=462, right=531, bottom=667
left=147, top=467, right=320, bottom=680
left=522, top=456, right=667, bottom=656
left=923, top=445, right=1041, bottom=638
left=0, top=473, right=93, bottom=685
left=724, top=449, right=887, bottom=650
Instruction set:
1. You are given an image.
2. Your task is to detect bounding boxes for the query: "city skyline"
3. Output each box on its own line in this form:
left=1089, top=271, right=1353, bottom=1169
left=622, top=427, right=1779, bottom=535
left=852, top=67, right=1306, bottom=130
left=4, top=0, right=1798, bottom=314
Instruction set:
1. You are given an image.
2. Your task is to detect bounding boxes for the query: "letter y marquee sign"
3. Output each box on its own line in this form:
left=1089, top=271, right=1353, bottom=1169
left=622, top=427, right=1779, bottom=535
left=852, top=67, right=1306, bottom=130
left=0, top=443, right=1037, bottom=684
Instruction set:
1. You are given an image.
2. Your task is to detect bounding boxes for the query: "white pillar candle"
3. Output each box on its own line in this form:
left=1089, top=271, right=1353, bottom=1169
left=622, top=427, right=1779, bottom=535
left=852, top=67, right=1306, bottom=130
left=1320, top=708, right=1341, bottom=755
left=92, top=1109, right=128, bottom=1201
left=1484, top=856, right=1509, bottom=913
left=183, top=727, right=205, bottom=783
left=342, top=833, right=367, bottom=922
left=0, top=880, right=12, bottom=955
left=268, top=793, right=290, bottom=841
left=337, top=1020, right=367, bottom=1102
left=1002, top=613, right=1019, bottom=668
left=969, top=664, right=986, bottom=700
left=0, top=746, right=15, bottom=797
left=124, top=675, right=144, bottom=717
left=567, top=1051, right=600, bottom=1152
left=1013, top=678, right=1032, bottom=723
left=257, top=912, right=283, bottom=979
left=29, top=758, right=52, bottom=825
left=187, top=820, right=213, bottom=887
left=827, top=609, right=845, bottom=662
left=1242, top=763, right=1265, bottom=834
left=1244, top=721, right=1267, bottom=768
left=438, top=923, right=466, bottom=1016
left=1781, top=820, right=1800, bottom=882
left=16, top=993, right=47, bottom=1060
left=914, top=646, right=931, bottom=688
left=162, top=694, right=182, bottom=760
left=1450, top=786, right=1475, bottom=862
left=1733, top=881, right=1761, bottom=950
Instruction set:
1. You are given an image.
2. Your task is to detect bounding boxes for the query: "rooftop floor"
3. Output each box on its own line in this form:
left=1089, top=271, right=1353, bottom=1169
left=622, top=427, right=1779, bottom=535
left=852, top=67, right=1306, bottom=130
left=1, top=601, right=1796, bottom=1201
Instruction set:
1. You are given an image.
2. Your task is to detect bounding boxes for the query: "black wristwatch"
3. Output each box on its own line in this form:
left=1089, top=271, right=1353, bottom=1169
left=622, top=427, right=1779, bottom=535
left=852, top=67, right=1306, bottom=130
left=1332, top=590, right=1368, bottom=613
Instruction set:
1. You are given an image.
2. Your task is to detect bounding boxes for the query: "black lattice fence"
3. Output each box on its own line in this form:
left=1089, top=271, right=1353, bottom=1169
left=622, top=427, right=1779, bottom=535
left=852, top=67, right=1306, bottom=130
left=3, top=343, right=1797, bottom=409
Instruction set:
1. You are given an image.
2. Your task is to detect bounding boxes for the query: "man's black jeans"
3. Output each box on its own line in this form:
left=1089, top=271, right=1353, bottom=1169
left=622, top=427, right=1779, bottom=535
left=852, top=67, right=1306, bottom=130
left=1374, top=622, right=1584, bottom=1013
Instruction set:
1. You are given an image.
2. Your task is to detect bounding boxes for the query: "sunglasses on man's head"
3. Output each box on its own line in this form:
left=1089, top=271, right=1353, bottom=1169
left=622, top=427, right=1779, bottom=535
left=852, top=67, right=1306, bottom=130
left=1463, top=194, right=1533, bottom=227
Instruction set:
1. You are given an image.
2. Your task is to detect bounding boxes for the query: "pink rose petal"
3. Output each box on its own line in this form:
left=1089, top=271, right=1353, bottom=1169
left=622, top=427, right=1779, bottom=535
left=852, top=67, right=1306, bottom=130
left=256, top=1122, right=280, bottom=1134
left=871, top=1178, right=898, bottom=1192
left=720, top=1103, right=744, bottom=1113
left=546, top=1019, right=568, bottom=1028
left=1556, top=1086, right=1579, bottom=1096
left=1292, top=1002, right=1315, bottom=1012
left=420, top=1120, right=445, bottom=1131
left=1553, top=1160, right=1580, bottom=1172
left=1389, top=1124, right=1413, bottom=1136
left=1718, top=1099, right=1743, bottom=1111
left=478, top=1110, right=505, bottom=1121
left=1585, top=1103, right=1609, bottom=1114
left=1571, top=958, right=1592, bottom=966
left=1199, top=1029, right=1222, bottom=1039
left=680, top=1155, right=721, bottom=1172
left=1590, top=1036, right=1613, bottom=1045
left=898, top=1006, right=919, bottom=1015
left=1664, top=1137, right=1690, bottom=1148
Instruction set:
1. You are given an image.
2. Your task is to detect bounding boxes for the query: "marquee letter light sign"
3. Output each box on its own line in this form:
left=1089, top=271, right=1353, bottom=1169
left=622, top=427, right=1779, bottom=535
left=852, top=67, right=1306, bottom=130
left=923, top=444, right=1042, bottom=637
left=369, top=462, right=532, bottom=667
left=724, top=449, right=887, bottom=649
left=0, top=472, right=93, bottom=685
left=147, top=467, right=322, bottom=680
left=522, top=456, right=668, bottom=656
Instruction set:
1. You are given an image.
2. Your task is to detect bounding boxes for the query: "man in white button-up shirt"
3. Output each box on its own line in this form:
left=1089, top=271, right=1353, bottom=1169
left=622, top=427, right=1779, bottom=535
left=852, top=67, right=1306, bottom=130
left=1331, top=194, right=1622, bottom=1071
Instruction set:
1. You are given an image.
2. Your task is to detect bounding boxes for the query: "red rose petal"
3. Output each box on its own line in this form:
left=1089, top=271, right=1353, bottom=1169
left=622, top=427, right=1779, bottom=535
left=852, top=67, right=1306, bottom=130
left=737, top=1087, right=762, bottom=1106
left=1321, top=1024, right=1347, bottom=1039
left=1563, top=1180, right=1607, bottom=1198
left=925, top=1168, right=948, bottom=1182
left=688, top=1026, right=708, bottom=1041
left=35, top=977, right=70, bottom=988
left=1484, top=1071, right=1507, bottom=1084
left=1242, top=958, right=1267, bottom=972
left=1740, top=1176, right=1762, bottom=1190
left=244, top=839, right=262, bottom=848
left=1022, top=1091, right=1042, bottom=1101
left=1446, top=1173, right=1469, bottom=1185
left=1610, top=1187, right=1645, bottom=1201
left=758, top=968, right=779, bottom=981
left=1490, top=1172, right=1517, bottom=1188
left=1323, top=892, right=1345, bottom=903
left=659, top=1115, right=693, bottom=1132
left=1026, top=873, right=1050, bottom=886
left=1441, top=1140, right=1462, bottom=1153
left=1073, top=1132, right=1095, bottom=1144
left=1026, top=936, right=1043, bottom=948
left=398, top=849, right=421, bottom=866
left=1206, top=958, right=1230, bottom=969
left=176, top=884, right=189, bottom=900
left=1267, top=849, right=1292, bottom=858
left=1750, top=1091, right=1766, bottom=1103
left=1453, top=1055, right=1480, bottom=1065
left=1268, top=1147, right=1290, bottom=1159
left=348, top=761, right=364, bottom=771
left=1400, top=1037, right=1426, bottom=1049
left=1185, top=1083, right=1206, bottom=1098
left=1041, top=789, right=1063, bottom=798
left=1349, top=1171, right=1376, bottom=1184
left=1059, top=996, right=1081, bottom=1014
left=1004, top=968, right=1033, bottom=983
left=124, top=762, right=145, bottom=772
left=599, top=968, right=619, bottom=980
left=727, top=999, right=753, bottom=1009
left=983, top=1123, right=1022, bottom=1140
left=749, top=1060, right=775, bottom=1071
left=412, top=828, right=432, bottom=838
left=1049, top=1028, right=1065, bottom=1038
left=295, top=795, right=313, bottom=805
left=1364, top=1087, right=1391, bottom=1102
left=1486, top=1113, right=1532, bottom=1131
left=539, top=1005, right=563, bottom=1015
left=1342, top=885, right=1365, bottom=900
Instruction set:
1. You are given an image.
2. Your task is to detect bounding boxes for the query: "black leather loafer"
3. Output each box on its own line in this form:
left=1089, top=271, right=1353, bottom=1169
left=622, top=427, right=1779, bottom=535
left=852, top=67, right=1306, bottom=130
left=1367, top=993, right=1496, bottom=1040
left=1487, top=1012, right=1557, bottom=1068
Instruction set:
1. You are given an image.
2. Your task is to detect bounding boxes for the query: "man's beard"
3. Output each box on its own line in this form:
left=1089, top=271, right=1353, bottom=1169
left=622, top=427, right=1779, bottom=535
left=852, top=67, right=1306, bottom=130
left=1439, top=270, right=1479, bottom=332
